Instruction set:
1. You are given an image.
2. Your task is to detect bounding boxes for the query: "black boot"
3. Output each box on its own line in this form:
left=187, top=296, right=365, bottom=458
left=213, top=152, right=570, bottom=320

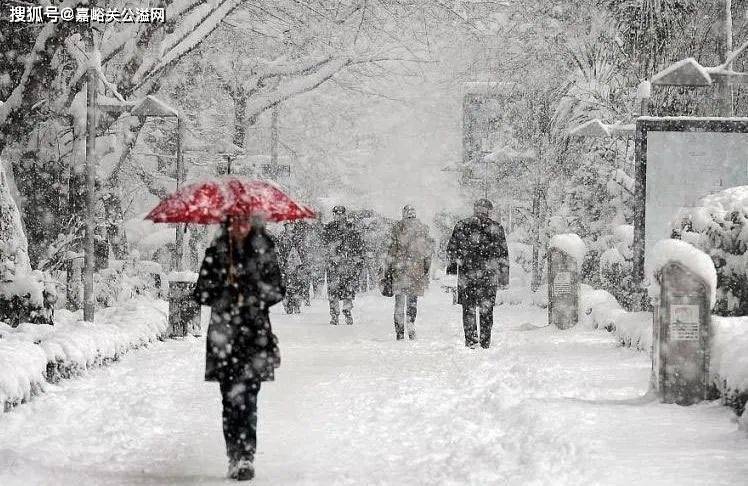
left=235, top=457, right=254, bottom=481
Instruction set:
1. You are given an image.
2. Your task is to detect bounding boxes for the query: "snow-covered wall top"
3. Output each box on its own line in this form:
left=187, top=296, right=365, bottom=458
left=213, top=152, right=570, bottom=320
left=549, top=234, right=587, bottom=270
left=650, top=239, right=717, bottom=306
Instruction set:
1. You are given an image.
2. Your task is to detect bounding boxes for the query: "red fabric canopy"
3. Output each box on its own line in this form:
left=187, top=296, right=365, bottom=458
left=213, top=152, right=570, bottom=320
left=145, top=178, right=316, bottom=224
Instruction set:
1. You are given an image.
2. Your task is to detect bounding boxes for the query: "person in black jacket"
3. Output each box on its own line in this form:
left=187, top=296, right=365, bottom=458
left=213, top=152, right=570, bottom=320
left=446, top=199, right=509, bottom=349
left=322, top=205, right=365, bottom=325
left=277, top=222, right=306, bottom=314
left=194, top=215, right=285, bottom=481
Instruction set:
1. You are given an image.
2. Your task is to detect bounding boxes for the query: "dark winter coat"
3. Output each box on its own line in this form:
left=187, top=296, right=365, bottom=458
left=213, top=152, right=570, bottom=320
left=194, top=228, right=285, bottom=383
left=277, top=226, right=307, bottom=296
left=446, top=215, right=508, bottom=307
left=385, top=218, right=433, bottom=296
left=322, top=219, right=365, bottom=298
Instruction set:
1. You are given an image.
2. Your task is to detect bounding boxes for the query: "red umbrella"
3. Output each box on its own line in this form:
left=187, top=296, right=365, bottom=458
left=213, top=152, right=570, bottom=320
left=145, top=178, right=316, bottom=224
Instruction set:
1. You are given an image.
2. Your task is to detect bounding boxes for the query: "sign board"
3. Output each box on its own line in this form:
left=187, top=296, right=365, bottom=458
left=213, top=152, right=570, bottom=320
left=552, top=271, right=572, bottom=294
left=462, top=83, right=512, bottom=167
left=634, top=117, right=748, bottom=284
left=669, top=304, right=700, bottom=341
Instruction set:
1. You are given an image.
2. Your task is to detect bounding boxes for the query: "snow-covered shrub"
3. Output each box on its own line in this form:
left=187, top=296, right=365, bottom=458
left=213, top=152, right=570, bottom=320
left=560, top=147, right=634, bottom=296
left=92, top=259, right=167, bottom=307
left=0, top=271, right=56, bottom=326
left=1, top=297, right=168, bottom=411
left=579, top=285, right=651, bottom=350
left=671, top=186, right=748, bottom=316
left=711, top=316, right=748, bottom=416
left=598, top=225, right=638, bottom=309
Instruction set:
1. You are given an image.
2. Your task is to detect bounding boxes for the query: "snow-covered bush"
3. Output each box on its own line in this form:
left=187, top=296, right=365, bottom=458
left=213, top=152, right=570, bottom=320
left=92, top=260, right=167, bottom=307
left=559, top=148, right=635, bottom=298
left=0, top=162, right=55, bottom=326
left=1, top=297, right=168, bottom=412
left=671, top=186, right=748, bottom=316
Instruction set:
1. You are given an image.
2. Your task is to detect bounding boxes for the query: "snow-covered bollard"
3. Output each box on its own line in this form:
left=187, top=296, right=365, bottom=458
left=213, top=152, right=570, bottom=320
left=547, top=234, right=586, bottom=330
left=167, top=272, right=201, bottom=338
left=650, top=240, right=716, bottom=405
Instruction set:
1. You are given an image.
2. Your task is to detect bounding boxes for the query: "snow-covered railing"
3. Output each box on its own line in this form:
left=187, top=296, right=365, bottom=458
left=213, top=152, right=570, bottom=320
left=0, top=297, right=168, bottom=412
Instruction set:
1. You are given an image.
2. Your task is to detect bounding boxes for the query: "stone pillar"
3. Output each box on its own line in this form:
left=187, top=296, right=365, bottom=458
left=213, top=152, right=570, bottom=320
left=547, top=247, right=580, bottom=330
left=654, top=262, right=711, bottom=405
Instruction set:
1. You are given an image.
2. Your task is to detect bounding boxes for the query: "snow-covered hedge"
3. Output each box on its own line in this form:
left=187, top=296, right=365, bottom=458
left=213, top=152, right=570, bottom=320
left=671, top=186, right=748, bottom=316
left=60, top=259, right=167, bottom=310
left=0, top=297, right=168, bottom=412
left=580, top=286, right=748, bottom=415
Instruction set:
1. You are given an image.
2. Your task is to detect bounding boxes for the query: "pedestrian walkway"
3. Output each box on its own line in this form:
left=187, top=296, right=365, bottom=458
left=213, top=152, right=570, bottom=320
left=0, top=289, right=745, bottom=485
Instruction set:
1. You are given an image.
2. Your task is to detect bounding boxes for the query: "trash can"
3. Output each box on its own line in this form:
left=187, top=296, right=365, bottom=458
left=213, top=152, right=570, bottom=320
left=168, top=278, right=201, bottom=338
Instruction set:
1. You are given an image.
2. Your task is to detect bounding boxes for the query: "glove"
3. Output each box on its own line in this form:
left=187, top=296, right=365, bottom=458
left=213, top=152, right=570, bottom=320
left=446, top=262, right=457, bottom=275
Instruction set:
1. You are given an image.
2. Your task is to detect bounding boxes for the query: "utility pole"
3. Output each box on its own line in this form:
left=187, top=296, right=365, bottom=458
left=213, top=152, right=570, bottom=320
left=720, top=0, right=734, bottom=116
left=270, top=106, right=279, bottom=169
left=83, top=36, right=98, bottom=322
left=174, top=116, right=185, bottom=271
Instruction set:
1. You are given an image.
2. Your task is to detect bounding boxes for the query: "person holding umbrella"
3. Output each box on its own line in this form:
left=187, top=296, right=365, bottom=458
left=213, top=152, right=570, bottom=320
left=193, top=215, right=284, bottom=480
left=146, top=177, right=314, bottom=481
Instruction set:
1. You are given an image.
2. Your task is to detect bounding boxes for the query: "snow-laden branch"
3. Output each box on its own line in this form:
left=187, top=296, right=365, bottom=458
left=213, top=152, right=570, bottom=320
left=135, top=0, right=242, bottom=90
left=258, top=55, right=335, bottom=80
left=0, top=0, right=78, bottom=126
left=133, top=163, right=176, bottom=201
left=243, top=57, right=352, bottom=119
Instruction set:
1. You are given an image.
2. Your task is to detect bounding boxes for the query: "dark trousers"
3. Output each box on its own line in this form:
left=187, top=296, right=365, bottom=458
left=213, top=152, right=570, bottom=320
left=219, top=380, right=261, bottom=462
left=462, top=304, right=493, bottom=348
left=394, top=294, right=418, bottom=337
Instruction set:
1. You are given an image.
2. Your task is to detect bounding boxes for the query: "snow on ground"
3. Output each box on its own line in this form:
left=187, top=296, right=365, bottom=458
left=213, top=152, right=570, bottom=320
left=0, top=289, right=746, bottom=485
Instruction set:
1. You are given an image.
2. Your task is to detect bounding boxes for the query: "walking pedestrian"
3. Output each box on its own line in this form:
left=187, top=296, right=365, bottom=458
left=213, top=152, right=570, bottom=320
left=278, top=222, right=305, bottom=314
left=383, top=205, right=433, bottom=340
left=322, top=205, right=365, bottom=325
left=446, top=199, right=509, bottom=349
left=305, top=217, right=326, bottom=300
left=193, top=216, right=285, bottom=481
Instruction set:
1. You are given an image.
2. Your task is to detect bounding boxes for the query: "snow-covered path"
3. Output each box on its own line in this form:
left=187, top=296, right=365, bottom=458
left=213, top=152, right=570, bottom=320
left=1, top=290, right=746, bottom=485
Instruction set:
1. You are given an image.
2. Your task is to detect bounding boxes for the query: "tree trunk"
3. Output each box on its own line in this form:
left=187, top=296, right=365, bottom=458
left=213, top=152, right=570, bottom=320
left=530, top=185, right=542, bottom=292
left=233, top=92, right=247, bottom=148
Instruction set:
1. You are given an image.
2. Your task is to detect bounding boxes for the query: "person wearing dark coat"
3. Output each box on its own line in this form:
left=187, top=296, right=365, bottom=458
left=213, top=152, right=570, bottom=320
left=277, top=222, right=306, bottom=314
left=383, top=205, right=433, bottom=340
left=322, top=205, right=365, bottom=325
left=194, top=216, right=285, bottom=481
left=304, top=218, right=326, bottom=300
left=446, top=199, right=509, bottom=349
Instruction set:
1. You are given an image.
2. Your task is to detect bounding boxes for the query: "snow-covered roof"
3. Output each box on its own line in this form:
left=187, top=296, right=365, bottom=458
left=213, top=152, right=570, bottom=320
left=131, top=95, right=179, bottom=117
left=651, top=58, right=712, bottom=86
